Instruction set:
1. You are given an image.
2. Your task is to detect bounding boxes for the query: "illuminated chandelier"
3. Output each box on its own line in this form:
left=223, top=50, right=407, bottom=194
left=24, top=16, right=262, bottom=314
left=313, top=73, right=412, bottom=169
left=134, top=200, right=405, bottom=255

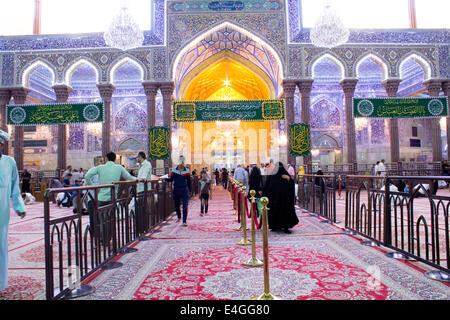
left=104, top=5, right=144, bottom=51
left=310, top=0, right=349, bottom=48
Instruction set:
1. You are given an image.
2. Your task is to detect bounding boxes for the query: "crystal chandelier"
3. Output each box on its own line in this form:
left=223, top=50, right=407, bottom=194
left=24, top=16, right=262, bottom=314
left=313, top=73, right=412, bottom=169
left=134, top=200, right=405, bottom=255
left=310, top=1, right=349, bottom=48
left=104, top=6, right=144, bottom=51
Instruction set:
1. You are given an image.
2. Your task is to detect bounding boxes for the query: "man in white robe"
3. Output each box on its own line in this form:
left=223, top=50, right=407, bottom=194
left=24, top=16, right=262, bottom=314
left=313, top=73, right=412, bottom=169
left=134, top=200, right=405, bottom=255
left=129, top=152, right=152, bottom=213
left=0, top=130, right=26, bottom=290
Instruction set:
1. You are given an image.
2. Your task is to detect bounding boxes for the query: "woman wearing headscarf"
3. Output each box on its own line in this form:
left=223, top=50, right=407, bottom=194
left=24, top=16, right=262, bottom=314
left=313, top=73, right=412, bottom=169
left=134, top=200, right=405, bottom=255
left=263, top=162, right=299, bottom=233
left=248, top=164, right=263, bottom=198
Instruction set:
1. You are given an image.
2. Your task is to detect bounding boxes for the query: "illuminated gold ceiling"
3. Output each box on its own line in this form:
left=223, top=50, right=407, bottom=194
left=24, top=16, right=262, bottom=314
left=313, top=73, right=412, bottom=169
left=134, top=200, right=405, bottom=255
left=182, top=56, right=272, bottom=101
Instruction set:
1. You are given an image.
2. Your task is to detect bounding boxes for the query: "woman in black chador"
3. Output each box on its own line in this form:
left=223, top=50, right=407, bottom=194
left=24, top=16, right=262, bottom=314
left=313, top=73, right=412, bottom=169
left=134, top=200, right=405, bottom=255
left=248, top=164, right=263, bottom=198
left=263, top=162, right=299, bottom=233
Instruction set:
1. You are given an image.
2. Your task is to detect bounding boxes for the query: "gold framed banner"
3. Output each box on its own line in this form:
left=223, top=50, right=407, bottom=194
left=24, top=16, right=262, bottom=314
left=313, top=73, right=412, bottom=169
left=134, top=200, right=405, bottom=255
left=352, top=97, right=449, bottom=119
left=7, top=102, right=104, bottom=126
left=173, top=99, right=285, bottom=122
left=148, top=126, right=170, bottom=160
left=289, top=123, right=310, bottom=156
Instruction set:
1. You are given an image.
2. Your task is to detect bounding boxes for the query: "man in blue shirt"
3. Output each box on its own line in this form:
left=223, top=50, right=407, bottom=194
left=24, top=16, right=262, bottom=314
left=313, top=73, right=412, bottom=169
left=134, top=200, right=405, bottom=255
left=166, top=155, right=191, bottom=226
left=233, top=164, right=249, bottom=190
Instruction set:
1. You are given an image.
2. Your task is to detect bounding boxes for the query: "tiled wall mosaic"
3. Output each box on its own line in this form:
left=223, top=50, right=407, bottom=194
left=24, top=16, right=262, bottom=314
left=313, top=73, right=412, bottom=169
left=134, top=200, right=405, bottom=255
left=0, top=0, right=448, bottom=165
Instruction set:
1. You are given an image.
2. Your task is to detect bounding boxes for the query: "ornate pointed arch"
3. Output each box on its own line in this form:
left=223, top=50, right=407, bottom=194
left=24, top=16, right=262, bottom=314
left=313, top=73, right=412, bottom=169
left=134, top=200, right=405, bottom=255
left=398, top=52, right=433, bottom=80
left=114, top=101, right=147, bottom=132
left=312, top=133, right=341, bottom=149
left=178, top=50, right=276, bottom=100
left=20, top=59, right=56, bottom=87
left=310, top=97, right=342, bottom=129
left=65, top=57, right=101, bottom=85
left=118, top=137, right=145, bottom=153
left=355, top=52, right=389, bottom=80
left=310, top=52, right=346, bottom=79
left=172, top=21, right=284, bottom=98
left=109, top=55, right=146, bottom=84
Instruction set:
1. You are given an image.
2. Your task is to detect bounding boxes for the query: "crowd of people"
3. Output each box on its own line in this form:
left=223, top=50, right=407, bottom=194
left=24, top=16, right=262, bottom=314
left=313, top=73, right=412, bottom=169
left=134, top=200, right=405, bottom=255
left=157, top=157, right=299, bottom=233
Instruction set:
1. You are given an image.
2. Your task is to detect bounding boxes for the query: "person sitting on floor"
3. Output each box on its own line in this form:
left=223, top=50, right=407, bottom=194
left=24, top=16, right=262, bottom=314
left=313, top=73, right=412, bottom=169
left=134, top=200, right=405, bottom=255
left=57, top=173, right=73, bottom=208
left=21, top=192, right=35, bottom=205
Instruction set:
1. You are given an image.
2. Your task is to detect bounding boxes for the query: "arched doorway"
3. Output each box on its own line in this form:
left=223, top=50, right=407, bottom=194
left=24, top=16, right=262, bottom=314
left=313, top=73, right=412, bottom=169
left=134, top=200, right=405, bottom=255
left=172, top=23, right=284, bottom=171
left=117, top=137, right=144, bottom=169
left=311, top=134, right=343, bottom=167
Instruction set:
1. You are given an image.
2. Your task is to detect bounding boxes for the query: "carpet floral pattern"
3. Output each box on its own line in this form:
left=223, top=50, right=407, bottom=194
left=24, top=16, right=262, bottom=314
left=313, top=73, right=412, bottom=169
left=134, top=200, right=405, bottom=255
left=2, top=187, right=449, bottom=300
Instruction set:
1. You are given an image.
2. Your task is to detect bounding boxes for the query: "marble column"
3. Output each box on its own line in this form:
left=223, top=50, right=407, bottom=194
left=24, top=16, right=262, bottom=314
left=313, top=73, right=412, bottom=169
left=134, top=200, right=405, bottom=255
left=11, top=87, right=30, bottom=170
left=339, top=78, right=358, bottom=166
left=53, top=85, right=72, bottom=170
left=159, top=82, right=175, bottom=170
left=382, top=78, right=402, bottom=164
left=442, top=80, right=450, bottom=160
left=423, top=79, right=443, bottom=162
left=97, top=84, right=115, bottom=158
left=142, top=81, right=160, bottom=169
left=0, top=88, right=12, bottom=155
left=297, top=78, right=314, bottom=172
left=282, top=79, right=297, bottom=167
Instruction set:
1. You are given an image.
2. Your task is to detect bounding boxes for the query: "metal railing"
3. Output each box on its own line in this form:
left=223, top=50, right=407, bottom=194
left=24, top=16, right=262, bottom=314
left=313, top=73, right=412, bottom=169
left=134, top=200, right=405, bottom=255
left=297, top=174, right=337, bottom=223
left=319, top=162, right=442, bottom=178
left=344, top=175, right=386, bottom=243
left=384, top=176, right=449, bottom=272
left=43, top=179, right=174, bottom=300
left=342, top=174, right=449, bottom=281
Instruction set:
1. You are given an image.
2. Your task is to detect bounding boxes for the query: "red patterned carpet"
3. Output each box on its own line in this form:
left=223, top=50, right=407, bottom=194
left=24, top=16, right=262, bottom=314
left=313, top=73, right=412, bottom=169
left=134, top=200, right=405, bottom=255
left=1, top=186, right=449, bottom=300
left=78, top=186, right=448, bottom=300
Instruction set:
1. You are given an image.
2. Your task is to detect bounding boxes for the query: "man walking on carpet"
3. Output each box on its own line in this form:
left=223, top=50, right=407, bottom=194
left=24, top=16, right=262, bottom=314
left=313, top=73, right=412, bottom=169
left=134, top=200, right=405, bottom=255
left=165, top=155, right=191, bottom=226
left=0, top=130, right=26, bottom=291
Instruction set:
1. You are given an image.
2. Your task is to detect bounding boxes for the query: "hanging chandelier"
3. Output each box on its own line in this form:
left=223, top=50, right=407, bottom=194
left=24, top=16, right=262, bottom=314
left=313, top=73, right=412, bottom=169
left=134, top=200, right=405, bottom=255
left=104, top=6, right=144, bottom=51
left=310, top=1, right=349, bottom=49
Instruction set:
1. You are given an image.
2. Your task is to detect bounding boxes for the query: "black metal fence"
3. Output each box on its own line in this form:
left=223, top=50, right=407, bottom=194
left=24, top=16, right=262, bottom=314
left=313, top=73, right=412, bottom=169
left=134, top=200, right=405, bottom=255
left=317, top=162, right=441, bottom=177
left=43, top=180, right=174, bottom=300
left=344, top=175, right=386, bottom=243
left=384, top=176, right=449, bottom=271
left=340, top=174, right=449, bottom=278
left=297, top=174, right=337, bottom=223
left=295, top=172, right=450, bottom=280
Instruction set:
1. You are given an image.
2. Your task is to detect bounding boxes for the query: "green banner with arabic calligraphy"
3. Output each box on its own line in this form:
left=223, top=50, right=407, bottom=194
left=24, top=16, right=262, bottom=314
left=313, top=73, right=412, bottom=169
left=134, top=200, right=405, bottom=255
left=148, top=126, right=170, bottom=160
left=173, top=99, right=285, bottom=122
left=7, top=102, right=104, bottom=126
left=353, top=97, right=448, bottom=119
left=289, top=123, right=310, bottom=157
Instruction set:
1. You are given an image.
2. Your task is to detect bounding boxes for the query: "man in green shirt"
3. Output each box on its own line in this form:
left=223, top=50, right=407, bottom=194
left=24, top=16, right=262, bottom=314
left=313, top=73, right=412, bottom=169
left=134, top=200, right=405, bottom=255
left=84, top=152, right=137, bottom=204
left=84, top=152, right=136, bottom=245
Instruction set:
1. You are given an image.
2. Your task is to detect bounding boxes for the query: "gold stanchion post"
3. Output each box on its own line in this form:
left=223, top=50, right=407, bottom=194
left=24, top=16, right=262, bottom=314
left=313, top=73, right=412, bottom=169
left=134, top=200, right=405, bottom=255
left=236, top=186, right=251, bottom=245
left=252, top=197, right=280, bottom=300
left=242, top=190, right=263, bottom=267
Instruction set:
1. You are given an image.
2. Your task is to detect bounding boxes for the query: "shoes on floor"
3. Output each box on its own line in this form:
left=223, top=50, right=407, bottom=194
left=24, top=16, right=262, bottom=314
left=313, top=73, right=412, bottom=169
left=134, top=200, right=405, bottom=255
left=176, top=218, right=181, bottom=222
left=182, top=223, right=188, bottom=227
left=200, top=213, right=204, bottom=216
